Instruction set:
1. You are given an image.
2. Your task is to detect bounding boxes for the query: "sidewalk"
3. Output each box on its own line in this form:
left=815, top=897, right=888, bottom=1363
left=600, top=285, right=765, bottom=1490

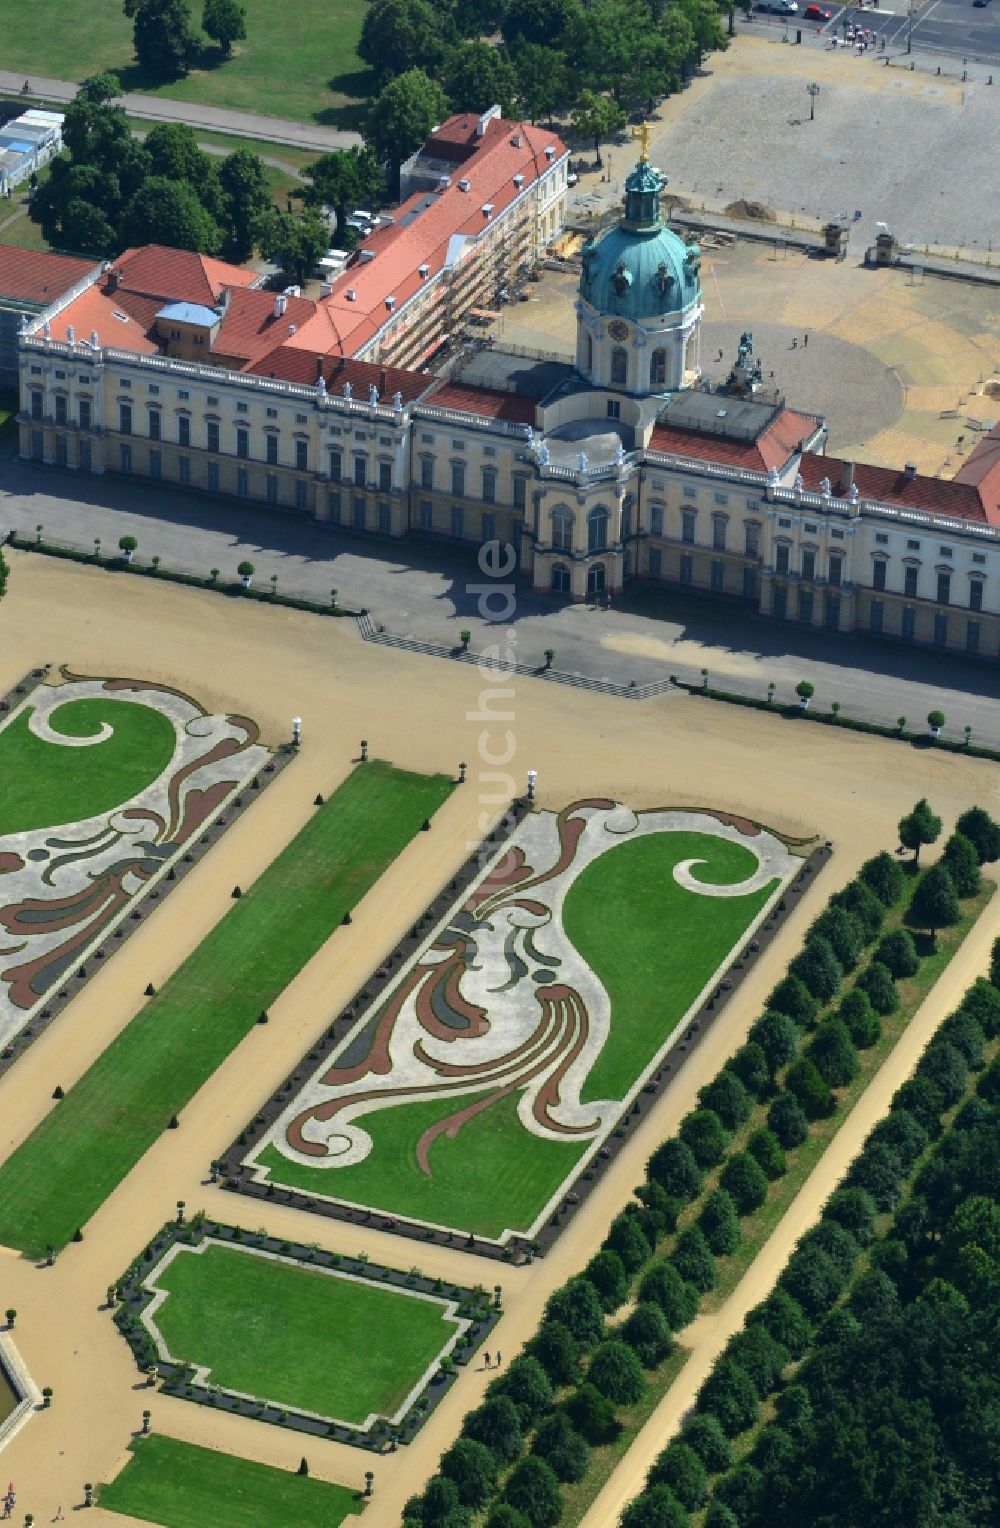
left=0, top=70, right=361, bottom=152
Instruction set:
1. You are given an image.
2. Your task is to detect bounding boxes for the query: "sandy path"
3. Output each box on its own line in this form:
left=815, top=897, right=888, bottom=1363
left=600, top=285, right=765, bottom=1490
left=578, top=865, right=1000, bottom=1528
left=0, top=552, right=996, bottom=1526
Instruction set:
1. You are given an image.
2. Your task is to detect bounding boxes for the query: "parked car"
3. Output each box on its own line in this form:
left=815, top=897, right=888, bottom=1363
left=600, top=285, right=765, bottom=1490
left=973, top=0, right=990, bottom=9
left=757, top=0, right=798, bottom=12
left=804, top=3, right=832, bottom=17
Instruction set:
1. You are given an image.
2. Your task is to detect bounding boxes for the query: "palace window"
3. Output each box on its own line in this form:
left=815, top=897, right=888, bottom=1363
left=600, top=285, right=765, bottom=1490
left=610, top=347, right=627, bottom=385
left=650, top=349, right=666, bottom=386
left=587, top=506, right=609, bottom=553
left=551, top=506, right=574, bottom=551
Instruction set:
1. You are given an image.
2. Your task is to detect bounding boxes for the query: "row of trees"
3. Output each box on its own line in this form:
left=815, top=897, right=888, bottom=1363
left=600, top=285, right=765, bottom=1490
left=646, top=955, right=1000, bottom=1528
left=359, top=0, right=727, bottom=123
left=31, top=74, right=273, bottom=260
left=402, top=806, right=996, bottom=1528
left=123, top=0, right=246, bottom=80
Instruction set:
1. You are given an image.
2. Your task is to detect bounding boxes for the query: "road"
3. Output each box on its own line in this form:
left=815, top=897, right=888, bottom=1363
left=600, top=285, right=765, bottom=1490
left=0, top=69, right=360, bottom=153
left=2, top=447, right=1000, bottom=747
left=748, top=0, right=1000, bottom=63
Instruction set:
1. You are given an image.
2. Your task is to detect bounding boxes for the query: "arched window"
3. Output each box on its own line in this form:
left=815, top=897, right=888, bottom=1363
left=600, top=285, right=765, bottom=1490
left=610, top=347, right=627, bottom=386
left=551, top=562, right=571, bottom=595
left=588, top=505, right=609, bottom=553
left=587, top=562, right=606, bottom=596
left=551, top=505, right=574, bottom=551
left=650, top=348, right=667, bottom=386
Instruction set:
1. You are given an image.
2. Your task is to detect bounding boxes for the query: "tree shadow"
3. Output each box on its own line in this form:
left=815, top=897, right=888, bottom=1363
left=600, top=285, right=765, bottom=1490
left=313, top=68, right=377, bottom=131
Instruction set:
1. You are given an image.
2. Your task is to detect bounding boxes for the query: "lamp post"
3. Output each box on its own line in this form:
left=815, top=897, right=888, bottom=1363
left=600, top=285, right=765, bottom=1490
left=807, top=82, right=820, bottom=122
left=907, top=0, right=914, bottom=52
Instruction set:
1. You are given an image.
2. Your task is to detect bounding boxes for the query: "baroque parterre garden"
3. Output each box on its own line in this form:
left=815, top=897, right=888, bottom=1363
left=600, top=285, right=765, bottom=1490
left=0, top=669, right=268, bottom=1056
left=240, top=800, right=804, bottom=1245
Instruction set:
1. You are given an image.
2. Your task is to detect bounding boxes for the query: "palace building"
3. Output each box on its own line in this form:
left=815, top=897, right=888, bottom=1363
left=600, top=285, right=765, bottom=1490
left=11, top=118, right=1000, bottom=658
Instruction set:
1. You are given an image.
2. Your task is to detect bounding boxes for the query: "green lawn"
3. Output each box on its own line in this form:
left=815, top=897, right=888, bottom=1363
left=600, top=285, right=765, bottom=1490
left=101, top=1435, right=361, bottom=1528
left=256, top=826, right=786, bottom=1239
left=564, top=831, right=777, bottom=1102
left=0, top=695, right=178, bottom=836
left=0, top=762, right=452, bottom=1258
left=4, top=0, right=373, bottom=126
left=150, top=1242, right=455, bottom=1422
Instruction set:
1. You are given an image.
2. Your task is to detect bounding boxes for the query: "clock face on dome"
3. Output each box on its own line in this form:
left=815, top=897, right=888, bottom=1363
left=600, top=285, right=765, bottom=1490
left=607, top=320, right=629, bottom=341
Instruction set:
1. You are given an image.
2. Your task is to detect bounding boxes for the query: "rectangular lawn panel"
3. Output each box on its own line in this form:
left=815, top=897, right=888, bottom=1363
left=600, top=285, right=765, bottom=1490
left=251, top=806, right=795, bottom=1241
left=101, top=1435, right=361, bottom=1527
left=147, top=1241, right=457, bottom=1424
left=0, top=695, right=178, bottom=836
left=0, top=762, right=452, bottom=1258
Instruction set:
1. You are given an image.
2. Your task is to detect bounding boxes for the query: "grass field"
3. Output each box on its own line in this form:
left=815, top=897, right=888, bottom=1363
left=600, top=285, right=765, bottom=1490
left=101, top=1435, right=362, bottom=1527
left=0, top=695, right=178, bottom=836
left=149, top=1242, right=457, bottom=1423
left=0, top=762, right=452, bottom=1258
left=2, top=0, right=372, bottom=126
left=256, top=826, right=784, bottom=1239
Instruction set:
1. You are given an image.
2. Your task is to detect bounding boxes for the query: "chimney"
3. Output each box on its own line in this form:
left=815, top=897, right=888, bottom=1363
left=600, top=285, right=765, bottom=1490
left=904, top=462, right=917, bottom=480
left=346, top=288, right=356, bottom=302
left=315, top=355, right=324, bottom=380
left=379, top=368, right=387, bottom=393
left=418, top=263, right=429, bottom=279
left=511, top=132, right=522, bottom=148
left=320, top=281, right=333, bottom=297
left=839, top=460, right=854, bottom=496
left=107, top=267, right=121, bottom=293
left=274, top=293, right=287, bottom=318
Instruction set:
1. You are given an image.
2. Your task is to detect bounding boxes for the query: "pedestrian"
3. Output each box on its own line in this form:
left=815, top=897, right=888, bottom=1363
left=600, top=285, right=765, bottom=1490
left=484, top=1351, right=491, bottom=1368
left=54, top=1510, right=65, bottom=1523
left=803, top=333, right=809, bottom=348
left=495, top=1351, right=502, bottom=1367
left=791, top=336, right=798, bottom=349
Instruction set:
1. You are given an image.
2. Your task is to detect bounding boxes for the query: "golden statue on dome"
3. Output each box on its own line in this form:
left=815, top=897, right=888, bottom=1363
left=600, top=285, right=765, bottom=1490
left=631, top=120, right=650, bottom=163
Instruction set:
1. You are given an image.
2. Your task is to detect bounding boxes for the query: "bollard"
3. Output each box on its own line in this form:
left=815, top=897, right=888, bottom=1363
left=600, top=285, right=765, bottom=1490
left=141, top=1409, right=151, bottom=1434
left=84, top=1484, right=94, bottom=1509
left=364, top=1471, right=374, bottom=1498
left=526, top=770, right=537, bottom=803
left=360, top=739, right=368, bottom=762
left=292, top=716, right=302, bottom=748
left=458, top=761, right=467, bottom=784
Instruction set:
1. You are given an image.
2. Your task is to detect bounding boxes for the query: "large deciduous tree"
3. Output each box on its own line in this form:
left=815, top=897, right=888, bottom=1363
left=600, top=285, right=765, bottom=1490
left=571, top=89, right=626, bottom=162
left=368, top=69, right=451, bottom=197
left=359, top=0, right=450, bottom=86
left=121, top=177, right=222, bottom=252
left=218, top=147, right=271, bottom=260
left=304, top=145, right=384, bottom=239
left=123, top=0, right=201, bottom=79
left=444, top=40, right=518, bottom=115
left=898, top=797, right=942, bottom=863
left=258, top=208, right=329, bottom=284
left=202, top=0, right=246, bottom=55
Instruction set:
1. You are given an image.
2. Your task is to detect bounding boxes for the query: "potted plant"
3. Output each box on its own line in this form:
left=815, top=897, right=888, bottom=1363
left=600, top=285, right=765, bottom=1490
left=927, top=709, right=945, bottom=739
left=795, top=680, right=815, bottom=711
left=459, top=629, right=471, bottom=650
left=118, top=534, right=138, bottom=564
left=237, top=560, right=255, bottom=589
left=543, top=648, right=555, bottom=669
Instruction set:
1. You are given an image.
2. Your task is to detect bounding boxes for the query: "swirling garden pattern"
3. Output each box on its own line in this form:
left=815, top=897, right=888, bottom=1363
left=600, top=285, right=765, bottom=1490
left=248, top=800, right=801, bottom=1243
left=0, top=676, right=268, bottom=1049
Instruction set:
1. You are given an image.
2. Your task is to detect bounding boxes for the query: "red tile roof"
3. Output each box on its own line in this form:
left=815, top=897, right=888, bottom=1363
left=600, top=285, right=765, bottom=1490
left=426, top=380, right=539, bottom=424
left=310, top=116, right=567, bottom=358
left=953, top=424, right=1000, bottom=519
left=112, top=245, right=257, bottom=305
left=649, top=409, right=819, bottom=472
left=50, top=284, right=163, bottom=354
left=245, top=345, right=432, bottom=403
left=214, top=289, right=317, bottom=363
left=0, top=245, right=97, bottom=305
left=797, top=452, right=993, bottom=523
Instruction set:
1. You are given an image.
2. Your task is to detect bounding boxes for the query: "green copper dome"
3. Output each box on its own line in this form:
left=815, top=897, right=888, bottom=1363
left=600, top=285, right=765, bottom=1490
left=579, top=157, right=701, bottom=320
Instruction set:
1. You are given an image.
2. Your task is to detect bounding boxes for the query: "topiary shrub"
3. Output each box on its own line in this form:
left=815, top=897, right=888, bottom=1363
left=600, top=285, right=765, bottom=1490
left=696, top=1358, right=759, bottom=1436
left=876, top=927, right=920, bottom=979
left=698, top=1189, right=741, bottom=1255
left=746, top=1126, right=786, bottom=1180
left=726, top=1041, right=771, bottom=1099
left=719, top=1151, right=769, bottom=1215
left=788, top=935, right=843, bottom=1003
left=855, top=961, right=900, bottom=1015
left=748, top=1010, right=800, bottom=1074
left=681, top=1410, right=733, bottom=1472
left=698, top=1069, right=753, bottom=1131
left=637, top=1260, right=699, bottom=1332
left=647, top=1439, right=708, bottom=1510
left=621, top=1302, right=673, bottom=1368
left=670, top=1226, right=716, bottom=1293
left=647, top=1138, right=703, bottom=1202
left=766, top=975, right=818, bottom=1027
left=583, top=1250, right=630, bottom=1314
left=859, top=850, right=905, bottom=907
left=806, top=1019, right=859, bottom=1088
left=784, top=1058, right=835, bottom=1120
left=588, top=1340, right=646, bottom=1405
left=531, top=1412, right=589, bottom=1483
left=767, top=1091, right=809, bottom=1148
left=679, top=1108, right=730, bottom=1167
left=837, top=987, right=881, bottom=1049
left=562, top=1381, right=619, bottom=1445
